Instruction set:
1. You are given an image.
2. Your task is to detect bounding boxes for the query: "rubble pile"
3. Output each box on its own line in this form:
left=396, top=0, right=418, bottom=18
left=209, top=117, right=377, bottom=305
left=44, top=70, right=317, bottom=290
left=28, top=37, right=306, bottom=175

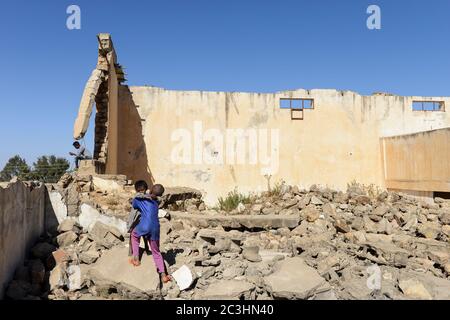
left=5, top=179, right=450, bottom=300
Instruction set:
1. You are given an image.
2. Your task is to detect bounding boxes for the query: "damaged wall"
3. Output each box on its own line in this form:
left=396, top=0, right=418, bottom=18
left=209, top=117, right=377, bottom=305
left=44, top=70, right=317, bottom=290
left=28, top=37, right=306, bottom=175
left=117, top=87, right=450, bottom=204
left=0, top=182, right=46, bottom=298
left=382, top=128, right=450, bottom=193
left=0, top=182, right=66, bottom=298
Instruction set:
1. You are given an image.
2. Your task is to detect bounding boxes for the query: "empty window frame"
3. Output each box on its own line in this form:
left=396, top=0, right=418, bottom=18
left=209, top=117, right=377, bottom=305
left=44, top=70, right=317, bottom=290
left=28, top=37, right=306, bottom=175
left=279, top=98, right=314, bottom=110
left=412, top=101, right=444, bottom=112
left=280, top=98, right=314, bottom=120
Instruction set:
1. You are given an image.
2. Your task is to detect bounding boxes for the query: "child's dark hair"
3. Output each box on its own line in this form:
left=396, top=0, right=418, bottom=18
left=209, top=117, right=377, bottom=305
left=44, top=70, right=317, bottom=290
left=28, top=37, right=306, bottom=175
left=151, top=184, right=165, bottom=197
left=134, top=180, right=148, bottom=192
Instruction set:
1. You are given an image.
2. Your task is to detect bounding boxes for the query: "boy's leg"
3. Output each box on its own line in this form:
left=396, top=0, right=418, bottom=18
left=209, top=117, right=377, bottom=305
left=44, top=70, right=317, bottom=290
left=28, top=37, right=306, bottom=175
left=130, top=230, right=141, bottom=265
left=148, top=239, right=166, bottom=274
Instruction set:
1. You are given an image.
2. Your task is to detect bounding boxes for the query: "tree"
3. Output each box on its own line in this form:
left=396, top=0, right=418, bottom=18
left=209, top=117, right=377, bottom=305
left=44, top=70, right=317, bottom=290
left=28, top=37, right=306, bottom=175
left=29, top=155, right=70, bottom=183
left=0, top=155, right=31, bottom=181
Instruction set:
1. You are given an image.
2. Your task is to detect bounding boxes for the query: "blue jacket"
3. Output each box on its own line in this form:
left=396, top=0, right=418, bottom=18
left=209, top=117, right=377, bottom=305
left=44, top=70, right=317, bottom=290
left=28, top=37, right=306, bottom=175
left=132, top=196, right=160, bottom=240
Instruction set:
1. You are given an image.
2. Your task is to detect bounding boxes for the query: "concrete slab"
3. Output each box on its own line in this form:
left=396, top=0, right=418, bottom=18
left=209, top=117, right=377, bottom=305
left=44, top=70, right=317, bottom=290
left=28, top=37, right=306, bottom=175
left=264, top=257, right=330, bottom=299
left=202, top=279, right=254, bottom=300
left=170, top=212, right=300, bottom=230
left=89, top=246, right=160, bottom=293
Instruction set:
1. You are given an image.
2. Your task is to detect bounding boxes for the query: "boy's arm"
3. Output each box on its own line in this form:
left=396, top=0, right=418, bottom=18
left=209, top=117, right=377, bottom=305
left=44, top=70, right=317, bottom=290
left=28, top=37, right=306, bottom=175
left=77, top=146, right=86, bottom=157
left=132, top=198, right=140, bottom=210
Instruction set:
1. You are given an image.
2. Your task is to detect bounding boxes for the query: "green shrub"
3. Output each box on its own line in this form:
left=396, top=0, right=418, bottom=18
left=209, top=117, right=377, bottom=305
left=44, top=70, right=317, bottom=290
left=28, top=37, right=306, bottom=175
left=217, top=188, right=253, bottom=212
left=268, top=180, right=283, bottom=197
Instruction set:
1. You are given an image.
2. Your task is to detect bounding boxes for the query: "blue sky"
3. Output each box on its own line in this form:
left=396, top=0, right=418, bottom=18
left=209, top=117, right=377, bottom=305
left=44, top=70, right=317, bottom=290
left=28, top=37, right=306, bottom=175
left=0, top=0, right=449, bottom=169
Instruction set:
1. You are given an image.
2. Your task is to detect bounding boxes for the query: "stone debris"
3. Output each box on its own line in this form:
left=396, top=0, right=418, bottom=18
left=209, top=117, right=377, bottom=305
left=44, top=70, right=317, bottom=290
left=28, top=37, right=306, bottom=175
left=242, top=246, right=262, bottom=262
left=57, top=218, right=78, bottom=233
left=169, top=212, right=301, bottom=230
left=5, top=180, right=450, bottom=300
left=399, top=278, right=432, bottom=300
left=88, top=221, right=123, bottom=249
left=201, top=279, right=255, bottom=300
left=56, top=231, right=78, bottom=247
left=172, top=265, right=195, bottom=291
left=265, top=257, right=331, bottom=299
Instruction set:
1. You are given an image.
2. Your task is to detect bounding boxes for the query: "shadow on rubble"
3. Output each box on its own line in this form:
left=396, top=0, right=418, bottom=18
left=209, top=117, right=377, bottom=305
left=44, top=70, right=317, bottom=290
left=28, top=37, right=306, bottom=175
left=164, top=248, right=184, bottom=266
left=136, top=246, right=183, bottom=267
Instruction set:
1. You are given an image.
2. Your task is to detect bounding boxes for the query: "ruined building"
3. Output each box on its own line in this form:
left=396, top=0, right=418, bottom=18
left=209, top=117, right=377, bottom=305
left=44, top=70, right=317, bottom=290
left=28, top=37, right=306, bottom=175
left=74, top=34, right=450, bottom=204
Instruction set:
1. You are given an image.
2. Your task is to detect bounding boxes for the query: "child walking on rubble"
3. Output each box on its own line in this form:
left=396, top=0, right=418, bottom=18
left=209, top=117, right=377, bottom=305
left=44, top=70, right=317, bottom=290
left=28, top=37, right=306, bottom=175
left=129, top=180, right=172, bottom=283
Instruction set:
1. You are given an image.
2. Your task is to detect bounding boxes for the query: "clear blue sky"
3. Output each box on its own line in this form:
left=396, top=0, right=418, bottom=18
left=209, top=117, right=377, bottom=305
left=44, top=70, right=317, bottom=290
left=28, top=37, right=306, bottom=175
left=0, top=0, right=449, bottom=169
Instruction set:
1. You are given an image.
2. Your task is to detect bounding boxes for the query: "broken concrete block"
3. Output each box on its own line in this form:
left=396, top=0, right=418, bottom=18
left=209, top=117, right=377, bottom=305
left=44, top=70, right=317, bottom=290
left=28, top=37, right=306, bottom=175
left=373, top=204, right=389, bottom=217
left=67, top=265, right=82, bottom=292
left=202, top=279, right=254, bottom=300
left=417, top=222, right=441, bottom=239
left=88, top=221, right=123, bottom=248
left=242, top=246, right=262, bottom=262
left=46, top=249, right=69, bottom=270
left=196, top=228, right=244, bottom=243
left=334, top=218, right=350, bottom=233
left=301, top=206, right=320, bottom=222
left=158, top=209, right=168, bottom=218
left=159, top=187, right=202, bottom=208
left=282, top=198, right=298, bottom=209
left=78, top=203, right=127, bottom=235
left=57, top=218, right=77, bottom=233
left=48, top=190, right=68, bottom=224
left=264, top=257, right=330, bottom=299
left=49, top=264, right=67, bottom=291
left=88, top=246, right=160, bottom=294
left=291, top=220, right=308, bottom=236
left=66, top=184, right=80, bottom=216
left=439, top=210, right=450, bottom=225
left=92, top=176, right=124, bottom=193
left=208, top=238, right=232, bottom=254
left=170, top=211, right=300, bottom=229
left=442, top=225, right=450, bottom=236
left=172, top=265, right=194, bottom=291
left=222, top=266, right=245, bottom=279
left=80, top=250, right=100, bottom=264
left=353, top=195, right=371, bottom=205
left=259, top=250, right=290, bottom=263
left=56, top=231, right=78, bottom=247
left=251, top=204, right=263, bottom=214
left=310, top=196, right=324, bottom=205
left=399, top=279, right=432, bottom=300
left=262, top=207, right=276, bottom=215
left=322, top=203, right=336, bottom=218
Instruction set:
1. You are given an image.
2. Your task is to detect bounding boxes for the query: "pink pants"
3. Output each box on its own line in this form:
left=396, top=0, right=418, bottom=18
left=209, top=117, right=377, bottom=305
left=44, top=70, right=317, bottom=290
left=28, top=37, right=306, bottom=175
left=130, top=230, right=165, bottom=274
